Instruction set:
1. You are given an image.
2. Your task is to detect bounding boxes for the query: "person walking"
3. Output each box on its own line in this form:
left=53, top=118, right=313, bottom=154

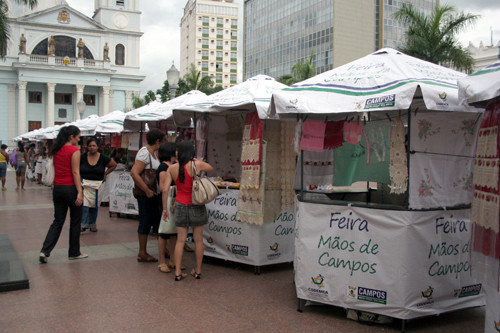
left=0, top=144, right=9, bottom=191
left=35, top=146, right=47, bottom=184
left=80, top=137, right=116, bottom=232
left=130, top=128, right=165, bottom=263
left=39, top=125, right=88, bottom=263
left=162, top=140, right=214, bottom=281
left=15, top=141, right=28, bottom=190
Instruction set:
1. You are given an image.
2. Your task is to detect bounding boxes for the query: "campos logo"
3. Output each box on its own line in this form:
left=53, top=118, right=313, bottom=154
left=439, top=92, right=447, bottom=101
left=454, top=284, right=482, bottom=298
left=357, top=287, right=387, bottom=304
left=364, top=94, right=395, bottom=109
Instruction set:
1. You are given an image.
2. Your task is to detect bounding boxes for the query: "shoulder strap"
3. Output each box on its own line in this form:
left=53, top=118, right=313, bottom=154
left=191, top=160, right=198, bottom=180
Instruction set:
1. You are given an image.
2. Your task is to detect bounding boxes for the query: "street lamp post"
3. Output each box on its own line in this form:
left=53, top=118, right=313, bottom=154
left=77, top=99, right=86, bottom=120
left=166, top=61, right=180, bottom=98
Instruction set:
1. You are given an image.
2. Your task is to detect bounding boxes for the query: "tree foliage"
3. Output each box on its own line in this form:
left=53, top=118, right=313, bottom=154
left=393, top=3, right=479, bottom=73
left=156, top=80, right=170, bottom=103
left=132, top=90, right=157, bottom=109
left=176, top=63, right=215, bottom=96
left=0, top=0, right=38, bottom=57
left=276, top=55, right=316, bottom=86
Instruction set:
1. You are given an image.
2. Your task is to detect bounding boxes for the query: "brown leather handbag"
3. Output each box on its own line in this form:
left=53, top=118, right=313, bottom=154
left=133, top=153, right=157, bottom=197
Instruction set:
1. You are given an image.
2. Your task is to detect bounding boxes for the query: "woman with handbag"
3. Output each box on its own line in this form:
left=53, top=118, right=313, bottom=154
left=39, top=125, right=87, bottom=263
left=80, top=137, right=117, bottom=232
left=131, top=128, right=165, bottom=263
left=162, top=140, right=214, bottom=281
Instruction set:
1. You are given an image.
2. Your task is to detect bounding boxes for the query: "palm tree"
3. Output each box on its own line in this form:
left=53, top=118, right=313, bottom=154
left=393, top=3, right=479, bottom=73
left=276, top=55, right=316, bottom=86
left=176, top=63, right=214, bottom=96
left=0, top=0, right=38, bottom=56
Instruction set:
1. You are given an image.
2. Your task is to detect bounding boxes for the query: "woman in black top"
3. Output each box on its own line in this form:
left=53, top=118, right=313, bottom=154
left=156, top=142, right=179, bottom=273
left=80, top=137, right=116, bottom=232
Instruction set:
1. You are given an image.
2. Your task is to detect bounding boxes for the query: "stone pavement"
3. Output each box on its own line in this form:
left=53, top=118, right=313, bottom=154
left=0, top=169, right=485, bottom=332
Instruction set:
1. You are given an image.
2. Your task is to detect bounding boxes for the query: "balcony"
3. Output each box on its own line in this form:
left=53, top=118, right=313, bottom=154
left=20, top=54, right=110, bottom=70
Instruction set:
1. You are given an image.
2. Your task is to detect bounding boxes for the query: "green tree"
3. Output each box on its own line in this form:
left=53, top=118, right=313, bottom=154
left=176, top=63, right=215, bottom=96
left=393, top=3, right=479, bottom=73
left=131, top=90, right=157, bottom=109
left=276, top=55, right=316, bottom=86
left=0, top=0, right=38, bottom=56
left=156, top=80, right=170, bottom=102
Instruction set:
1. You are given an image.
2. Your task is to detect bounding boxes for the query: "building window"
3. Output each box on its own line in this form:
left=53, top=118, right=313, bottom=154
left=83, top=94, right=96, bottom=106
left=115, top=44, right=125, bottom=65
left=58, top=109, right=67, bottom=118
left=231, top=19, right=237, bottom=28
left=28, top=121, right=42, bottom=132
left=116, top=0, right=125, bottom=6
left=29, top=91, right=42, bottom=103
left=55, top=93, right=72, bottom=105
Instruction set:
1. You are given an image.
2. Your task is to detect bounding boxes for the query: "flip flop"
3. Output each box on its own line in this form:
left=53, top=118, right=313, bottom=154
left=168, top=262, right=186, bottom=270
left=158, top=263, right=171, bottom=273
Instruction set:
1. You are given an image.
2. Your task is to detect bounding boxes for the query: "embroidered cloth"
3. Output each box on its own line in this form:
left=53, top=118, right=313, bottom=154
left=363, top=121, right=391, bottom=164
left=240, top=111, right=264, bottom=189
left=324, top=120, right=344, bottom=150
left=343, top=121, right=363, bottom=144
left=389, top=117, right=408, bottom=194
left=300, top=120, right=326, bottom=152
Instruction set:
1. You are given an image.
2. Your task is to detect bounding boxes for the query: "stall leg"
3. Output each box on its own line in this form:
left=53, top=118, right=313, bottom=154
left=254, top=266, right=261, bottom=275
left=297, top=298, right=304, bottom=313
left=401, top=319, right=406, bottom=333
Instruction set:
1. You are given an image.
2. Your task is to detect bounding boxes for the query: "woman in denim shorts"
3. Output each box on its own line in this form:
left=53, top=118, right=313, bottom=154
left=161, top=140, right=214, bottom=281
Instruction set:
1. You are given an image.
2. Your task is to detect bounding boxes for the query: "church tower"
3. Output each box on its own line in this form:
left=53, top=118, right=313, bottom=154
left=93, top=0, right=141, bottom=32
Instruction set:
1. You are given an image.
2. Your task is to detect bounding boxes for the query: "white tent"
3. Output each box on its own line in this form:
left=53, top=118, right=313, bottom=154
left=270, top=48, right=476, bottom=118
left=458, top=61, right=500, bottom=107
left=95, top=110, right=126, bottom=134
left=173, top=75, right=288, bottom=126
left=123, top=91, right=207, bottom=131
left=35, top=125, right=64, bottom=140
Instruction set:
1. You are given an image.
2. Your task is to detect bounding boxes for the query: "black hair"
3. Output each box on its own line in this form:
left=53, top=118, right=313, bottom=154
left=177, top=140, right=195, bottom=183
left=1, top=144, right=7, bottom=150
left=146, top=128, right=165, bottom=146
left=52, top=125, right=80, bottom=155
left=158, top=142, right=177, bottom=163
left=17, top=141, right=25, bottom=153
left=86, top=137, right=100, bottom=146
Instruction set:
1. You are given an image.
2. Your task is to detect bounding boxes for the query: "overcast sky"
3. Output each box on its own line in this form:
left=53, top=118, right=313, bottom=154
left=66, top=0, right=500, bottom=95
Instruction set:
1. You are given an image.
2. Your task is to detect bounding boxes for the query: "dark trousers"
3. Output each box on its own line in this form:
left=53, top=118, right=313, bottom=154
left=41, top=185, right=82, bottom=257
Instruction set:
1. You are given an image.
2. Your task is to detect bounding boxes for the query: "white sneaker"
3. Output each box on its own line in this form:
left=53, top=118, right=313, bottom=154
left=69, top=253, right=88, bottom=260
left=39, top=252, right=48, bottom=264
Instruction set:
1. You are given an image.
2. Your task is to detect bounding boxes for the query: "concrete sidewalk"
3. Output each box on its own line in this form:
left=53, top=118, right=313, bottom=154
left=0, top=170, right=485, bottom=332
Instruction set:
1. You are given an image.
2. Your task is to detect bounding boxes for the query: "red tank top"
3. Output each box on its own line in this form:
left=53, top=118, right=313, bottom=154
left=175, top=163, right=193, bottom=205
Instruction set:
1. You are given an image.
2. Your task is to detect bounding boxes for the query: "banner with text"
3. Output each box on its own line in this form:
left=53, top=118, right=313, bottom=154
left=295, top=201, right=485, bottom=319
left=109, top=171, right=139, bottom=215
left=204, top=189, right=295, bottom=266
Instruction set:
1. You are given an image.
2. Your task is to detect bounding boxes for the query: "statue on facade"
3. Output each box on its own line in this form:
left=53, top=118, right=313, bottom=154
left=77, top=38, right=85, bottom=59
left=48, top=36, right=55, bottom=56
left=103, top=42, right=110, bottom=61
left=19, top=34, right=26, bottom=54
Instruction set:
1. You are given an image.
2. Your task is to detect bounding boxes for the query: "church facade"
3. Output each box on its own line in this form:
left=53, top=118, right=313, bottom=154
left=0, top=0, right=144, bottom=145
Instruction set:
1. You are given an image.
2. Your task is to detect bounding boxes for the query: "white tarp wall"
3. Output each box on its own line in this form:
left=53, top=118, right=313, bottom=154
left=294, top=201, right=485, bottom=320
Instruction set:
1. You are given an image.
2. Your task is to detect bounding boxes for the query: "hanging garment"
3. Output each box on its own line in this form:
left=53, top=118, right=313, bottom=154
left=363, top=121, right=391, bottom=164
left=294, top=149, right=335, bottom=190
left=324, top=120, right=344, bottom=150
left=300, top=120, right=326, bottom=152
left=343, top=121, right=363, bottom=144
left=293, top=119, right=303, bottom=154
left=389, top=117, right=408, bottom=194
left=196, top=119, right=208, bottom=160
left=240, top=111, right=264, bottom=189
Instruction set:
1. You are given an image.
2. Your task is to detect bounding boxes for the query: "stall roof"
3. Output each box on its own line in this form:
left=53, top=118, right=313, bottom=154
left=123, top=91, right=207, bottom=131
left=95, top=110, right=126, bottom=134
left=458, top=61, right=500, bottom=107
left=173, top=75, right=288, bottom=127
left=270, top=48, right=478, bottom=118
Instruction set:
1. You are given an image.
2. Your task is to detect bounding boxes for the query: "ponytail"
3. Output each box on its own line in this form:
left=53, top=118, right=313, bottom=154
left=52, top=125, right=80, bottom=155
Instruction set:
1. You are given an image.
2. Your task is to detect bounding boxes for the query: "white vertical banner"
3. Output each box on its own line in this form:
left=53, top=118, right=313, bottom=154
left=294, top=201, right=485, bottom=319
left=203, top=189, right=295, bottom=266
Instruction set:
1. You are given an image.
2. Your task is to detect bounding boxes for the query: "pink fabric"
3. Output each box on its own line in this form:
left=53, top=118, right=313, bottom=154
left=300, top=120, right=326, bottom=152
left=343, top=121, right=363, bottom=144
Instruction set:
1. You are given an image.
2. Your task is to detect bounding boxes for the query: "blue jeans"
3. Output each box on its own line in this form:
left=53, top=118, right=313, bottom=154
left=81, top=206, right=97, bottom=228
left=41, top=185, right=82, bottom=257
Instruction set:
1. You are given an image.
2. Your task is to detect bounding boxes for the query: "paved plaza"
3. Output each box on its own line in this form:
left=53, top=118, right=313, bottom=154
left=0, top=169, right=485, bottom=332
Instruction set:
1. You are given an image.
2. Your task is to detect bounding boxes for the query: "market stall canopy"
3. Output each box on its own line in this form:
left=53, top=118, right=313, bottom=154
left=16, top=127, right=45, bottom=141
left=270, top=48, right=477, bottom=118
left=66, top=114, right=100, bottom=136
left=173, top=75, right=288, bottom=127
left=35, top=124, right=64, bottom=140
left=123, top=91, right=207, bottom=131
left=95, top=110, right=126, bottom=134
left=458, top=61, right=500, bottom=107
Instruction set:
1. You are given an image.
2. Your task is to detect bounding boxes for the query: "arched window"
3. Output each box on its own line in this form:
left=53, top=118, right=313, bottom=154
left=115, top=44, right=125, bottom=65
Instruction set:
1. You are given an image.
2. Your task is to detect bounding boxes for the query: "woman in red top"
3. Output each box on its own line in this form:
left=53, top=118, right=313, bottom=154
left=162, top=140, right=213, bottom=281
left=39, top=125, right=87, bottom=263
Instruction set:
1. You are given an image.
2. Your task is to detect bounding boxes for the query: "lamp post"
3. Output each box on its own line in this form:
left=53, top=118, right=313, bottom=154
left=77, top=99, right=86, bottom=120
left=166, top=61, right=180, bottom=98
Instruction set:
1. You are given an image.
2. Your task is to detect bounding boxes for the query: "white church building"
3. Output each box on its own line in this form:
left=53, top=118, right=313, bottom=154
left=0, top=0, right=144, bottom=145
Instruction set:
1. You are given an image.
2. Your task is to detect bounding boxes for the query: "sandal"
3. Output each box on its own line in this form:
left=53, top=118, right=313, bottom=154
left=190, top=269, right=201, bottom=279
left=168, top=262, right=186, bottom=270
left=158, top=263, right=171, bottom=273
left=175, top=273, right=187, bottom=281
left=137, top=255, right=158, bottom=263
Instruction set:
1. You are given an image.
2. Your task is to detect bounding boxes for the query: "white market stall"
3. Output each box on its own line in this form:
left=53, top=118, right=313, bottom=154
left=458, top=61, right=500, bottom=333
left=173, top=75, right=296, bottom=273
left=270, top=48, right=485, bottom=321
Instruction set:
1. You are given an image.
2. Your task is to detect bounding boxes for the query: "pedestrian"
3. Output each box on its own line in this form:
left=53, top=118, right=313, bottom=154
left=0, top=144, right=9, bottom=191
left=80, top=137, right=116, bottom=232
left=162, top=140, right=214, bottom=281
left=130, top=128, right=165, bottom=263
left=39, top=125, right=88, bottom=263
left=15, top=141, right=28, bottom=190
left=35, top=146, right=47, bottom=184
